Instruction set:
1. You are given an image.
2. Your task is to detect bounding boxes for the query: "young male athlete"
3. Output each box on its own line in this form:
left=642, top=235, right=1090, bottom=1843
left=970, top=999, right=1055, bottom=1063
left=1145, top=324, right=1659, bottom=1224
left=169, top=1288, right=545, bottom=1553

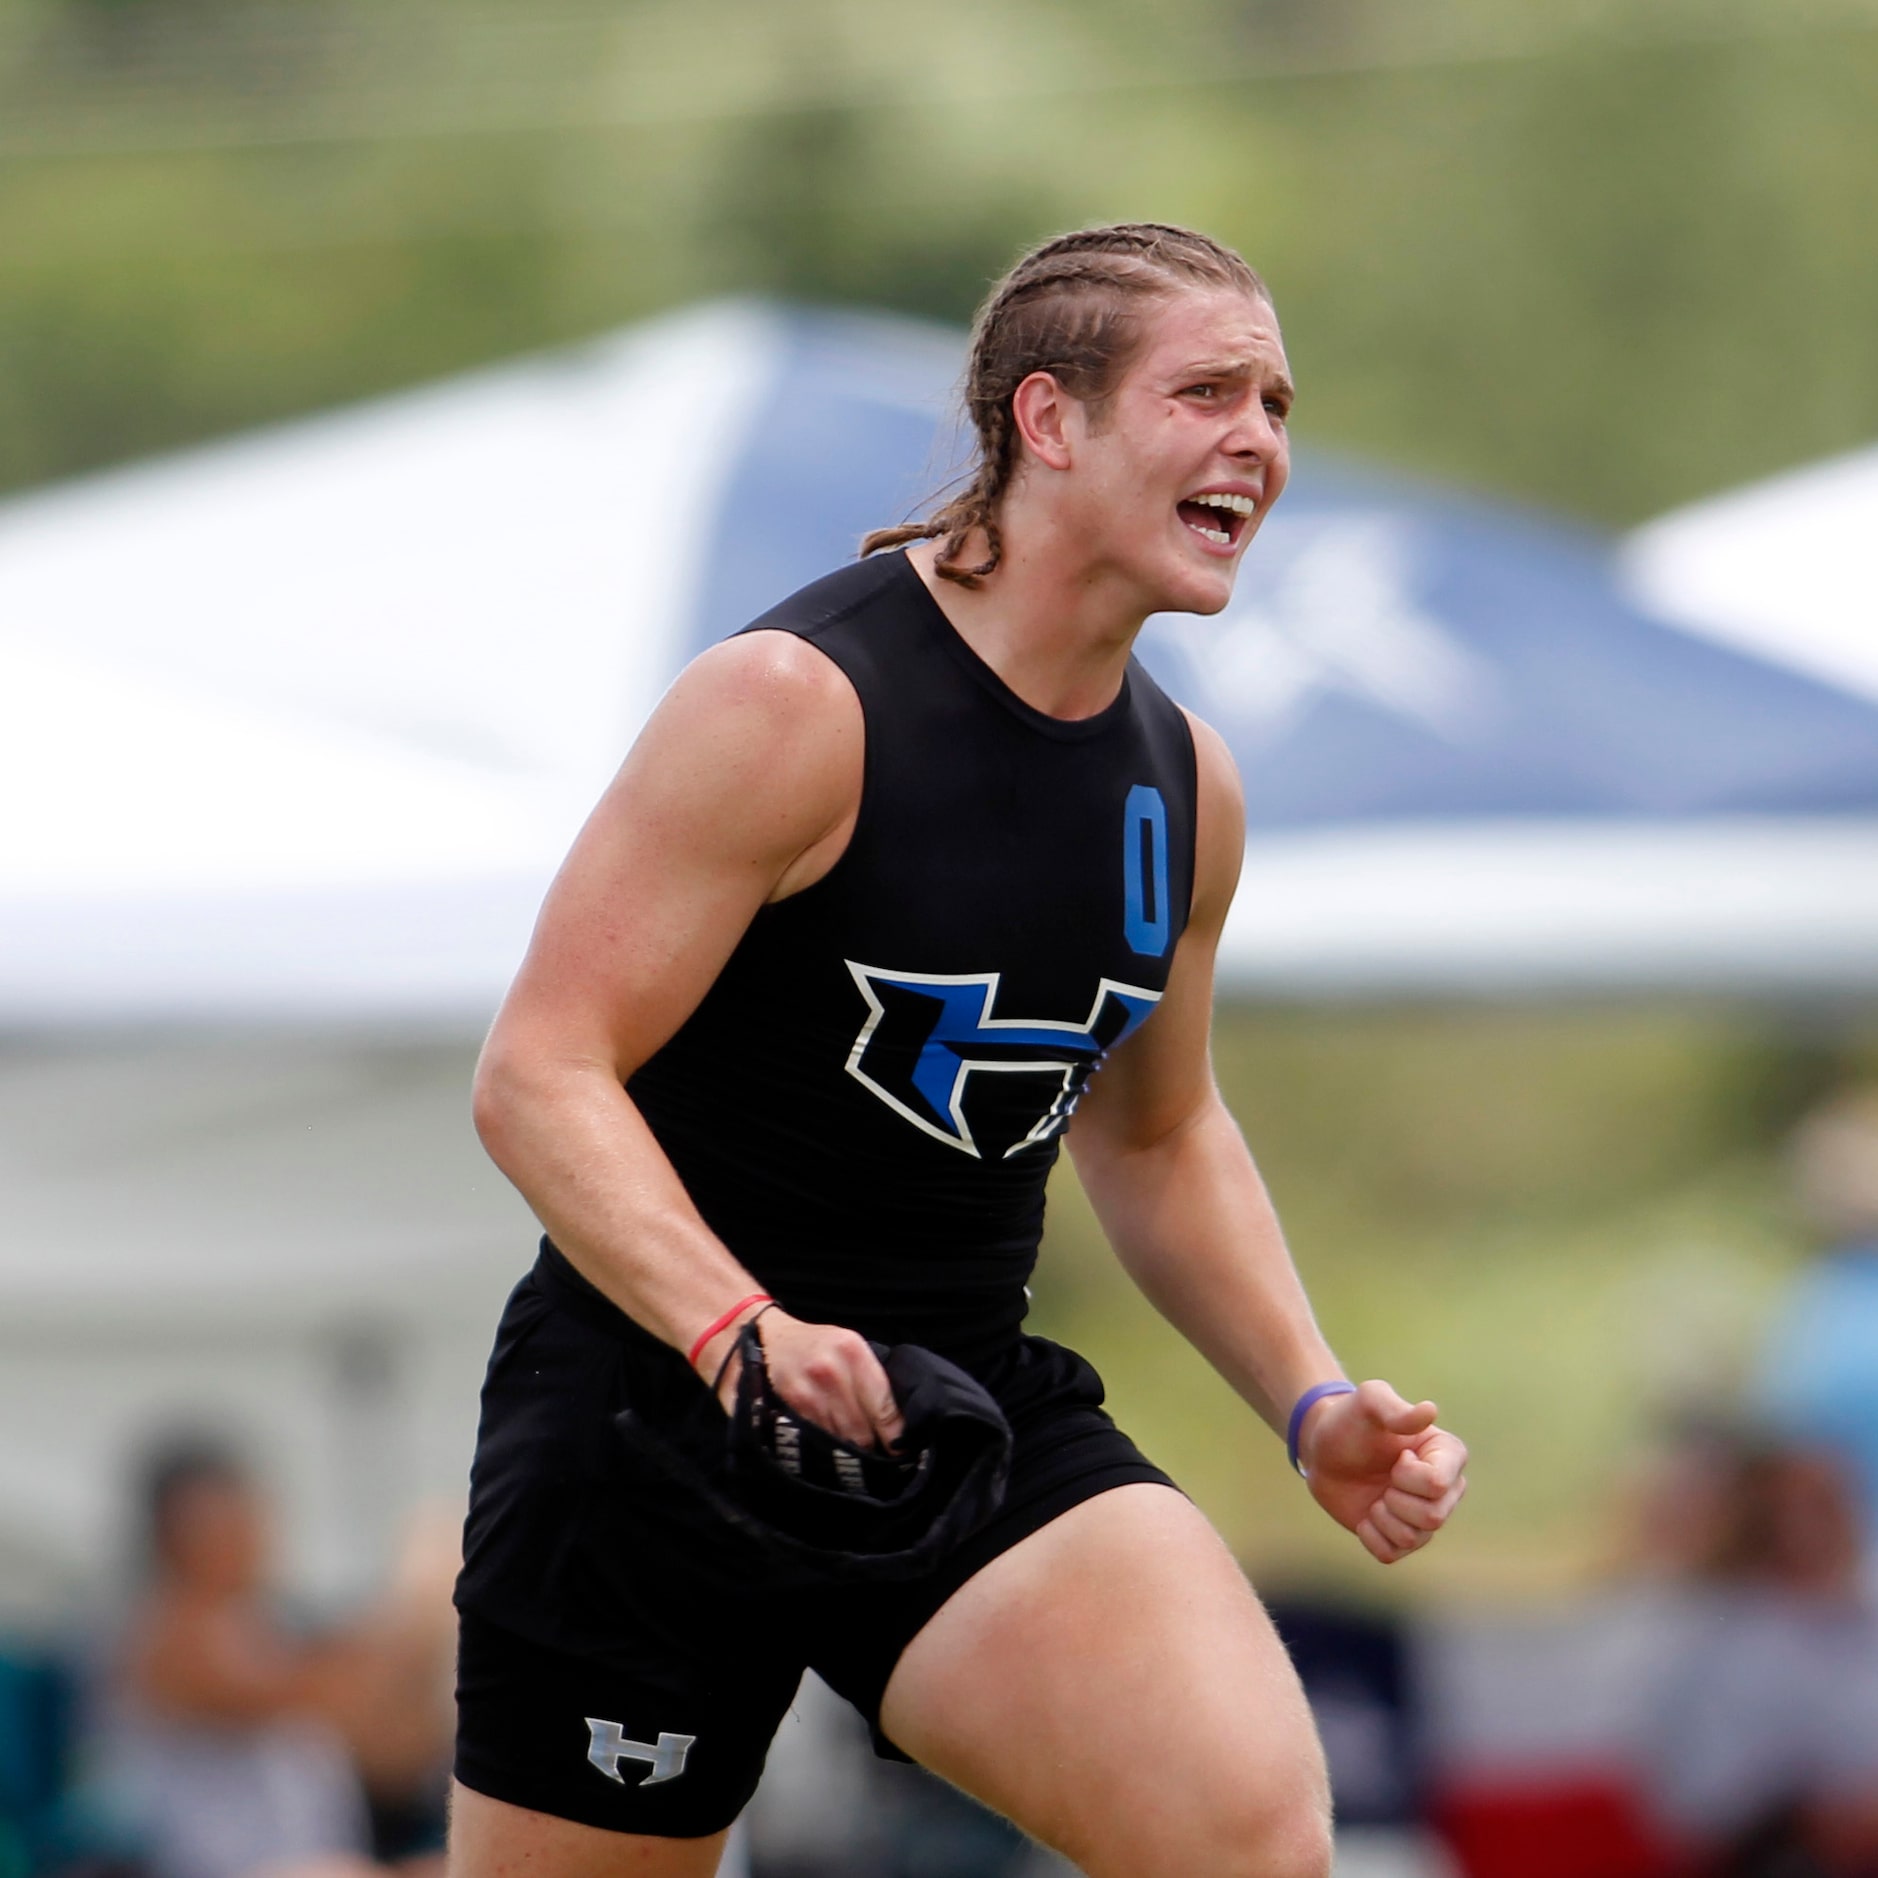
left=454, top=223, right=1468, bottom=1878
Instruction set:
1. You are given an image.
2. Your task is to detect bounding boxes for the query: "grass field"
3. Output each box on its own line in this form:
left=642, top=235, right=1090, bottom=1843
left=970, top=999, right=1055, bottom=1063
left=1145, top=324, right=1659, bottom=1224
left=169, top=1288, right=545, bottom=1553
left=1027, top=1001, right=1876, bottom=1604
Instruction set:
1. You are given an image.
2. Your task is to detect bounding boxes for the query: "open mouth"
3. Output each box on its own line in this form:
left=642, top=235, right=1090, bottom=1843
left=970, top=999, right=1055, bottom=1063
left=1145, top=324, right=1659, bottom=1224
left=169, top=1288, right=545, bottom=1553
left=1176, top=491, right=1255, bottom=549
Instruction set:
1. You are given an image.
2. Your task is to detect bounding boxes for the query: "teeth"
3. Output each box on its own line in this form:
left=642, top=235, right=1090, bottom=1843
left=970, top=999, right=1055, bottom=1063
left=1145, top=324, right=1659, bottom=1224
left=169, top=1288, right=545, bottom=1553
left=1182, top=491, right=1254, bottom=546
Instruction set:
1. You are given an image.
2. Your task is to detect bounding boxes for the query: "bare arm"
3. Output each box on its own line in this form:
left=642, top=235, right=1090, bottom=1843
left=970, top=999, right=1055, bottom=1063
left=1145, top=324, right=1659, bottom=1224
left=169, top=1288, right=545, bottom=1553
left=1068, top=716, right=1467, bottom=1562
left=1068, top=717, right=1334, bottom=1424
left=472, top=631, right=901, bottom=1446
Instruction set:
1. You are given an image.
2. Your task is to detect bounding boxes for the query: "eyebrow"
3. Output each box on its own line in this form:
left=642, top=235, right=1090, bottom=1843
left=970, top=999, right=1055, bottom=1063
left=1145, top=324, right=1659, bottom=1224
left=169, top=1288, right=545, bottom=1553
left=1178, top=359, right=1297, bottom=407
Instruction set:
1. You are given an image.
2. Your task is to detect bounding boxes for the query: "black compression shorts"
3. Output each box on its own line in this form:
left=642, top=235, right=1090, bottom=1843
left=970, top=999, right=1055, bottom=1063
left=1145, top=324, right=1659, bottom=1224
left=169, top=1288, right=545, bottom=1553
left=452, top=1243, right=1178, bottom=1838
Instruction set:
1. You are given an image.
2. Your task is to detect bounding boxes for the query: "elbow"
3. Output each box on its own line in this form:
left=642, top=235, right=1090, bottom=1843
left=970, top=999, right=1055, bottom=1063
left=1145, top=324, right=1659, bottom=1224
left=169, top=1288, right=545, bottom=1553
left=472, top=1021, right=627, bottom=1170
left=471, top=1031, right=533, bottom=1166
left=1069, top=1086, right=1222, bottom=1173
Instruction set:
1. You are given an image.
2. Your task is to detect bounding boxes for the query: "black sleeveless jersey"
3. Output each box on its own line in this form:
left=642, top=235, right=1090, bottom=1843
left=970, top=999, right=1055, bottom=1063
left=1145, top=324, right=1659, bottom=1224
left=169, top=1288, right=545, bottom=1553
left=626, top=551, right=1198, bottom=1369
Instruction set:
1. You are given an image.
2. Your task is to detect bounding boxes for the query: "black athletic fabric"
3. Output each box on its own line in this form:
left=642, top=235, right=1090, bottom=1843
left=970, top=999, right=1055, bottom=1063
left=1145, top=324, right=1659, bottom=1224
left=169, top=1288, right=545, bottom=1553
left=454, top=1244, right=1175, bottom=1834
left=614, top=1322, right=1015, bottom=1583
left=456, top=551, right=1199, bottom=1832
left=626, top=550, right=1199, bottom=1369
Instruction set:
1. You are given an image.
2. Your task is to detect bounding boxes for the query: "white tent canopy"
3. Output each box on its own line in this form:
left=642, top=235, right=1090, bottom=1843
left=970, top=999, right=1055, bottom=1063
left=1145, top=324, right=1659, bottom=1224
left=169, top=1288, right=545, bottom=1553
left=0, top=636, right=566, bottom=1023
left=1215, top=817, right=1878, bottom=996
left=1590, top=440, right=1878, bottom=1005
left=0, top=302, right=787, bottom=1026
left=1622, top=441, right=1878, bottom=706
left=6, top=303, right=1878, bottom=1017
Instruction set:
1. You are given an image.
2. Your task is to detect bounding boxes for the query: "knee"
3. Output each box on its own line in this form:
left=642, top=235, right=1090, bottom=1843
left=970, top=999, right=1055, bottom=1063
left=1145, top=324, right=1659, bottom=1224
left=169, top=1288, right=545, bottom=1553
left=1261, top=1797, right=1335, bottom=1878
left=1186, top=1734, right=1334, bottom=1878
left=1203, top=1787, right=1334, bottom=1878
left=1077, top=1780, right=1333, bottom=1878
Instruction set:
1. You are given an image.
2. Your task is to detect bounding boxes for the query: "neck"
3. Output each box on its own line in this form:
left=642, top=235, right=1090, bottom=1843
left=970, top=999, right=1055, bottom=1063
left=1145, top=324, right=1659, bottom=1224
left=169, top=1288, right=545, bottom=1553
left=905, top=515, right=1148, bottom=722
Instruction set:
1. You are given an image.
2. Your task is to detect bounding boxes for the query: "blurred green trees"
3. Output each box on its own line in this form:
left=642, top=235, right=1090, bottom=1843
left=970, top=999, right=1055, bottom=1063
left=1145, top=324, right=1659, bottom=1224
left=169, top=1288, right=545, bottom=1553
left=3, top=0, right=1876, bottom=517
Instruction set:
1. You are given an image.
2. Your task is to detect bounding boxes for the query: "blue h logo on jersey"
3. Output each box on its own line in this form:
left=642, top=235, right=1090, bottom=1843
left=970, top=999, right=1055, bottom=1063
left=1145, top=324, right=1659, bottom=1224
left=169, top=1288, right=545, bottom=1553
left=843, top=962, right=1161, bottom=1159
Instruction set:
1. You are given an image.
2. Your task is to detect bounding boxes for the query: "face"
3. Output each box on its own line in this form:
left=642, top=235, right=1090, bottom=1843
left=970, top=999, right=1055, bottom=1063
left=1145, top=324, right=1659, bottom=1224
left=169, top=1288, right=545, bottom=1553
left=1046, top=286, right=1293, bottom=618
left=1764, top=1452, right=1862, bottom=1593
left=160, top=1475, right=270, bottom=1595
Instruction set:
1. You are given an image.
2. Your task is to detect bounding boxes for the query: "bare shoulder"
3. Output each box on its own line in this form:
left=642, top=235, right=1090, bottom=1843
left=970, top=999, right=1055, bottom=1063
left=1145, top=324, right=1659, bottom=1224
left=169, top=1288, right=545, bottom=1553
left=496, top=630, right=865, bottom=1061
left=655, top=628, right=863, bottom=769
left=678, top=626, right=861, bottom=714
left=1179, top=708, right=1245, bottom=817
left=1178, top=707, right=1245, bottom=931
left=616, top=628, right=864, bottom=855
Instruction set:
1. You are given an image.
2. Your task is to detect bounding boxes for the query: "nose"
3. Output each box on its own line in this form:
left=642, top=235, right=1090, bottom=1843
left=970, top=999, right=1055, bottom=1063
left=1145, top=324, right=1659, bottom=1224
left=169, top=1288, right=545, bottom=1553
left=1225, top=402, right=1285, bottom=465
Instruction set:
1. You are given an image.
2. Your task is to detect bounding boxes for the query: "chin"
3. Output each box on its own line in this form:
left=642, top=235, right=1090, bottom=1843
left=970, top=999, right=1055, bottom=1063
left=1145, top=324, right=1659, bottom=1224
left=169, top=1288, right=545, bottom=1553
left=1152, top=562, right=1239, bottom=618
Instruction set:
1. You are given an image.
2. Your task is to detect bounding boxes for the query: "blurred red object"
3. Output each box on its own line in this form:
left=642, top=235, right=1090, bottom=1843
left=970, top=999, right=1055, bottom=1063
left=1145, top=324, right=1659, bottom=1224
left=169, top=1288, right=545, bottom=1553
left=1430, top=1774, right=1693, bottom=1878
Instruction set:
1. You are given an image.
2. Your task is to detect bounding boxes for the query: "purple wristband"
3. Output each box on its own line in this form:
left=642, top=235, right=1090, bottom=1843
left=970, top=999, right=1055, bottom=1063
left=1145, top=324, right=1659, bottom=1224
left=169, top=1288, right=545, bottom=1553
left=1286, top=1380, right=1356, bottom=1476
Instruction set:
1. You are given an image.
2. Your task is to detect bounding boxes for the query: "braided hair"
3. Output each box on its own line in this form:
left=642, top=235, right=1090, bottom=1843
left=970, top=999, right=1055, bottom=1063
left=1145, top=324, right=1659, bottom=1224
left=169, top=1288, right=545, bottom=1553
left=861, top=223, right=1269, bottom=587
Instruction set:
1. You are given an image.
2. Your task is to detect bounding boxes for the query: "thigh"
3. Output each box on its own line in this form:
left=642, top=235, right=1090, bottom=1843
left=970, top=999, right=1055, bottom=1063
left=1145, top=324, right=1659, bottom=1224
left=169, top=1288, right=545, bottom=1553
left=879, top=1483, right=1332, bottom=1878
left=449, top=1781, right=725, bottom=1878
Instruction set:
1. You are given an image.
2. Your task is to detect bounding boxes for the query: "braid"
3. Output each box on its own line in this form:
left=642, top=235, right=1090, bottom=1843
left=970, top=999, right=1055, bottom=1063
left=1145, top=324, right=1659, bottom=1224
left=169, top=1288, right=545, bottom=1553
left=860, top=223, right=1269, bottom=586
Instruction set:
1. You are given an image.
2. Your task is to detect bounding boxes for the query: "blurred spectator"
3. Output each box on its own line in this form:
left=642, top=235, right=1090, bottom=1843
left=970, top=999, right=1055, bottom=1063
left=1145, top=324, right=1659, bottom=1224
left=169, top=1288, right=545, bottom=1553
left=1614, top=1413, right=1745, bottom=1584
left=84, top=1436, right=454, bottom=1878
left=1640, top=1433, right=1878, bottom=1878
left=1419, top=1420, right=1878, bottom=1878
left=1757, top=1084, right=1878, bottom=1551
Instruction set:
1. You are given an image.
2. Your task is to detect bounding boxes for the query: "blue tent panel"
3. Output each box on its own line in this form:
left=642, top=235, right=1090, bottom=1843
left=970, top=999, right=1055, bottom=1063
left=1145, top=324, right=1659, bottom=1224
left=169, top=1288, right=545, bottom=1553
left=691, top=309, right=969, bottom=651
left=686, top=309, right=1878, bottom=828
left=1137, top=460, right=1878, bottom=827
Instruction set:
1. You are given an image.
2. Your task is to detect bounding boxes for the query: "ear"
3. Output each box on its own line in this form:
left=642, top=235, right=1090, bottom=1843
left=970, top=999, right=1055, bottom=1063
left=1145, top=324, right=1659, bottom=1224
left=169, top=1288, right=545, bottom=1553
left=1010, top=371, right=1077, bottom=473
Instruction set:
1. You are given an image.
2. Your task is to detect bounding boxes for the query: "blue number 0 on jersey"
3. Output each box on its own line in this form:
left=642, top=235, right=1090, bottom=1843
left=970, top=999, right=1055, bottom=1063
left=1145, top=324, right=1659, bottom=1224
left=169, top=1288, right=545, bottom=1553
left=1122, top=784, right=1170, bottom=959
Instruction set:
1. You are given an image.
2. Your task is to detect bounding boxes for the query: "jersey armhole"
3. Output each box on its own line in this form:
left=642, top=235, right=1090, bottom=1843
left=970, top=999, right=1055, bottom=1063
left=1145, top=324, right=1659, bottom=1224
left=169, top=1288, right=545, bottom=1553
left=1173, top=703, right=1205, bottom=934
left=746, top=624, right=874, bottom=915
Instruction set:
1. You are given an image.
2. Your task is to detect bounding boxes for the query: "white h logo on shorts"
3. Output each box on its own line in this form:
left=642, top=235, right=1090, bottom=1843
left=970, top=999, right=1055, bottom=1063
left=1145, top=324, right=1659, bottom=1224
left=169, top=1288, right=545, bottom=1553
left=585, top=1716, right=695, bottom=1786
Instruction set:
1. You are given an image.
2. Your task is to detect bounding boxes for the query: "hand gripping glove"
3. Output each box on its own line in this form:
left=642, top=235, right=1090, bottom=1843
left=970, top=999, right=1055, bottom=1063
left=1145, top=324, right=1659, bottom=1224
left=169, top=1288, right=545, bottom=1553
left=615, top=1318, right=1013, bottom=1584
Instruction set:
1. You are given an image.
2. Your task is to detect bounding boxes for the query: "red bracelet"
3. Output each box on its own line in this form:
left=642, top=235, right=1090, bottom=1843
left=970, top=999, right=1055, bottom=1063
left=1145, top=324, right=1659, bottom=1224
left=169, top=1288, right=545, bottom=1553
left=686, top=1292, right=774, bottom=1371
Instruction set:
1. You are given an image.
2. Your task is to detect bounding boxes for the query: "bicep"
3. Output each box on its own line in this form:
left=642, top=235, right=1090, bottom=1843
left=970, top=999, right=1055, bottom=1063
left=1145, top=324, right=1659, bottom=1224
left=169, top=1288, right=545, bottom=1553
left=487, top=634, right=863, bottom=1081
